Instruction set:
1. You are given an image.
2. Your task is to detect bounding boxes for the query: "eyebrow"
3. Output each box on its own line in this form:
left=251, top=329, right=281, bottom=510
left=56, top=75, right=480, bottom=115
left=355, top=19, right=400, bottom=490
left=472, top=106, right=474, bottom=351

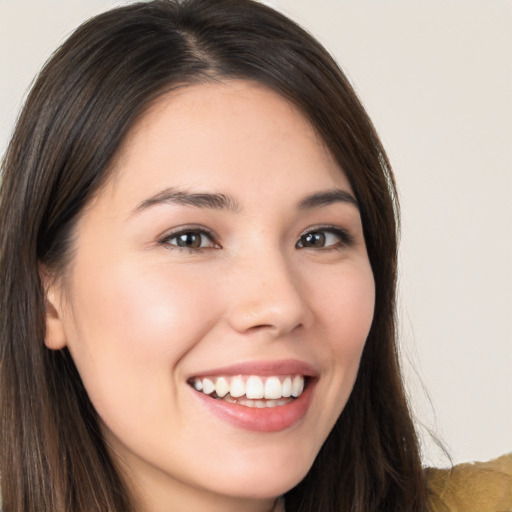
left=298, top=189, right=359, bottom=210
left=132, top=186, right=358, bottom=215
left=133, top=187, right=241, bottom=214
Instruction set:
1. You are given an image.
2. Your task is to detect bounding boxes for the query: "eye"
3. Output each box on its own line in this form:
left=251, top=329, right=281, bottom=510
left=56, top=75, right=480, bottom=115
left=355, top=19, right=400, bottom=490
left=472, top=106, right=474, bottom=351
left=160, top=228, right=219, bottom=251
left=296, top=227, right=352, bottom=250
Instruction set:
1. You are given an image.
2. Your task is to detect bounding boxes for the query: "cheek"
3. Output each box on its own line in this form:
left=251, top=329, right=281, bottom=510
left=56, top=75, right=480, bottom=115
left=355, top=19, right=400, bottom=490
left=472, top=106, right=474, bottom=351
left=312, top=261, right=375, bottom=404
left=73, top=258, right=218, bottom=349
left=63, top=259, right=221, bottom=420
left=317, top=262, right=375, bottom=352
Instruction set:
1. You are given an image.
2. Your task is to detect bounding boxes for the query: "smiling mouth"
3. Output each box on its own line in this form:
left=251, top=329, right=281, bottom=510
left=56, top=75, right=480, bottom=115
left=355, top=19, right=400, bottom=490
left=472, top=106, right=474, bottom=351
left=188, top=375, right=306, bottom=408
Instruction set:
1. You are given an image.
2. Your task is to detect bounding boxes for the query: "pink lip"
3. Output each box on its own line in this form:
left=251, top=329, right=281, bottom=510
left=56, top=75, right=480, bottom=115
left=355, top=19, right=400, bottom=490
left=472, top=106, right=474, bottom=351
left=187, top=359, right=318, bottom=433
left=190, top=380, right=316, bottom=432
left=188, top=358, right=319, bottom=379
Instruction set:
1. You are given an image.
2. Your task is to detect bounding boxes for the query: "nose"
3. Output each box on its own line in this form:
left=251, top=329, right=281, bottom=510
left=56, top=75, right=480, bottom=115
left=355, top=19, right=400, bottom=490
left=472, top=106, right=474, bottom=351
left=225, top=251, right=313, bottom=337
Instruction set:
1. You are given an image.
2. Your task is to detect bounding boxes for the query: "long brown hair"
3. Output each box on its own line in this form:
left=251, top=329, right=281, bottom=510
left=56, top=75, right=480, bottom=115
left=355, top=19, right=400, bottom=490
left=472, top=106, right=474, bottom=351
left=0, top=1, right=427, bottom=510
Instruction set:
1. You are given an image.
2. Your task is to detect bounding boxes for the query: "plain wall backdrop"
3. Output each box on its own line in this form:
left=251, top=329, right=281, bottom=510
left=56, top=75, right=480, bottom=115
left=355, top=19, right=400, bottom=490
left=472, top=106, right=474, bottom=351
left=1, top=0, right=510, bottom=466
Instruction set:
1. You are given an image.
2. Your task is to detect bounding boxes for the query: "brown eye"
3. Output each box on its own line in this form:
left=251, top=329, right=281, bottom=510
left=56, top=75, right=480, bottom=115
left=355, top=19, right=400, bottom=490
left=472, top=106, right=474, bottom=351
left=175, top=232, right=203, bottom=248
left=298, top=231, right=326, bottom=248
left=161, top=229, right=218, bottom=250
left=296, top=228, right=353, bottom=250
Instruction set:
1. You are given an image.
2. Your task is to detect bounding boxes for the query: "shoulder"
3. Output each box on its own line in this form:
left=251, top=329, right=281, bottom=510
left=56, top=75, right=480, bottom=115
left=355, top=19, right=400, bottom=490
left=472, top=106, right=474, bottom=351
left=426, top=452, right=512, bottom=512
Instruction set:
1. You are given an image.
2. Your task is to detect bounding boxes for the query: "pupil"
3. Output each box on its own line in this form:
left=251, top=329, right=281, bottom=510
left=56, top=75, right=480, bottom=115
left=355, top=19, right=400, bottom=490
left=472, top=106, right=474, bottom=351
left=304, top=232, right=325, bottom=247
left=177, top=233, right=201, bottom=248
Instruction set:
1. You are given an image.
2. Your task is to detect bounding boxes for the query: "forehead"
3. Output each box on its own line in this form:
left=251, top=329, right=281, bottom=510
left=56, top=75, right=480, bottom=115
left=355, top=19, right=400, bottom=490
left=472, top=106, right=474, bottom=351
left=103, top=80, right=351, bottom=207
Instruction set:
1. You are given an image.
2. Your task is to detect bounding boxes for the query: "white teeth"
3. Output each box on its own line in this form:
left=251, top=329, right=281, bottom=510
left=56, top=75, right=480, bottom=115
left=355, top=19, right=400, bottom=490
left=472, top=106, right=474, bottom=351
left=214, top=377, right=229, bottom=398
left=282, top=377, right=292, bottom=397
left=192, top=374, right=306, bottom=403
left=292, top=375, right=304, bottom=397
left=245, top=376, right=264, bottom=399
left=229, top=376, right=245, bottom=398
left=264, top=376, right=282, bottom=399
left=202, top=378, right=215, bottom=395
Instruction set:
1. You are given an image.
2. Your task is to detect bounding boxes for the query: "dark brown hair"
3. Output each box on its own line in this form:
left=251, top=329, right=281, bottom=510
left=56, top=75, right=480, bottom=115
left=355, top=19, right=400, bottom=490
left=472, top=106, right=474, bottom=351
left=0, top=0, right=427, bottom=510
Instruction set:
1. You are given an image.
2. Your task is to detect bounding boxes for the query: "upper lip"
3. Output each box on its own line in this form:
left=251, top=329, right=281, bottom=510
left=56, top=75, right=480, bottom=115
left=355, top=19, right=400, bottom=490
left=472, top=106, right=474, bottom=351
left=188, top=359, right=319, bottom=379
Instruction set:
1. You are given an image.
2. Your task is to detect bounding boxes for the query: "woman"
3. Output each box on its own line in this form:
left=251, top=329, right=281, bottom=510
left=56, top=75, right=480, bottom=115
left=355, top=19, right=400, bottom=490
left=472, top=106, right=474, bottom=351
left=2, top=1, right=505, bottom=511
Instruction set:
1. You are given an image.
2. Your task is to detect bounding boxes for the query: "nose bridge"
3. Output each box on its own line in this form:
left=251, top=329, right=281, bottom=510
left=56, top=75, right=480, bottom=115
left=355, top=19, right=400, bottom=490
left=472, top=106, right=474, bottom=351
left=226, top=243, right=312, bottom=336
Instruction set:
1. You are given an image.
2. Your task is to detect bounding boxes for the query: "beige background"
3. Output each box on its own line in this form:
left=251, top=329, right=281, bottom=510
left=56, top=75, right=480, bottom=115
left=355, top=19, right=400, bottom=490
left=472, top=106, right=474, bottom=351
left=1, top=0, right=510, bottom=466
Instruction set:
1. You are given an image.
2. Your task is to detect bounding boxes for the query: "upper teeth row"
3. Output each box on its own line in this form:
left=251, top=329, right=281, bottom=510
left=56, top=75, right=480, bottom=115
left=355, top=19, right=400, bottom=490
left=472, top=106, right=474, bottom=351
left=191, top=375, right=305, bottom=400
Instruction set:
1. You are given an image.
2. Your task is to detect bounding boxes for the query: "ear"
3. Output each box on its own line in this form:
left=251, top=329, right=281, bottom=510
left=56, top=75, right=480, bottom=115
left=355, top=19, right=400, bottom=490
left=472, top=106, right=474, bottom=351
left=40, top=268, right=68, bottom=350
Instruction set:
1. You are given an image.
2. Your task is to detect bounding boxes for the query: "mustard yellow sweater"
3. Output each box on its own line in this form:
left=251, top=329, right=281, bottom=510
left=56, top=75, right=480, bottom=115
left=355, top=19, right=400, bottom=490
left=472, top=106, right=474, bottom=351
left=426, top=452, right=512, bottom=512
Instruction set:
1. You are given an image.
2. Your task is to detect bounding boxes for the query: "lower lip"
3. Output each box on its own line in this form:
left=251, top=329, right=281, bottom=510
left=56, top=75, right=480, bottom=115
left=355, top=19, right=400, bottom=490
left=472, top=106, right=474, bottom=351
left=191, top=381, right=316, bottom=432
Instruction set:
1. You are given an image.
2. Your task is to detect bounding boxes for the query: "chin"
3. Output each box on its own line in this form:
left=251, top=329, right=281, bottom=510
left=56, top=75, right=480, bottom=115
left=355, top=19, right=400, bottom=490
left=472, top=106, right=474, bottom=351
left=200, top=446, right=315, bottom=500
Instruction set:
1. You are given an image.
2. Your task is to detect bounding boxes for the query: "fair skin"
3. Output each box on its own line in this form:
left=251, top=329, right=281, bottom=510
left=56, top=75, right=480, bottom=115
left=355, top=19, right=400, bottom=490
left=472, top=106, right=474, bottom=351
left=45, top=81, right=375, bottom=512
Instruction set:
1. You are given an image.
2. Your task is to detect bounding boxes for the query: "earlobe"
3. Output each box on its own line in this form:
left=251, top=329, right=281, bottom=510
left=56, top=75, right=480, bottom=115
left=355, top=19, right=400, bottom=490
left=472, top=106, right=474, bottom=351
left=44, top=295, right=68, bottom=350
left=40, top=270, right=68, bottom=350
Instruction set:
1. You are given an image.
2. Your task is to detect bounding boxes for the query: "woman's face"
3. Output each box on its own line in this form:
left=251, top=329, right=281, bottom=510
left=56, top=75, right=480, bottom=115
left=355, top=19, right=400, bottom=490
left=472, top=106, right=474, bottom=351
left=46, top=81, right=375, bottom=512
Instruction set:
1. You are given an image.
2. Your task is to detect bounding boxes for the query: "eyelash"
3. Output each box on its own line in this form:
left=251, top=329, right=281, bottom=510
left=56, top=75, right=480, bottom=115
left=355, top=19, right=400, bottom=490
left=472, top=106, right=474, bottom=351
left=159, top=226, right=353, bottom=252
left=295, top=226, right=354, bottom=250
left=159, top=227, right=219, bottom=252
